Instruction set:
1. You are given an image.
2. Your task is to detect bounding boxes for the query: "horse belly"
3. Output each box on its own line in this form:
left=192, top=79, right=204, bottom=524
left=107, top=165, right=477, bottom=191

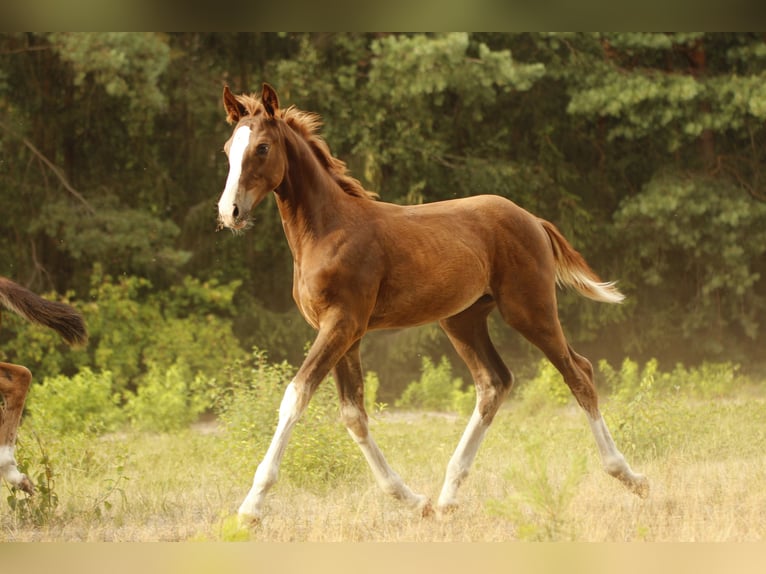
left=369, top=257, right=489, bottom=329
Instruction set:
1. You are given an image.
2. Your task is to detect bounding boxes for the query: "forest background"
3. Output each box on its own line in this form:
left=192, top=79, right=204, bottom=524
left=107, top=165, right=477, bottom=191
left=1, top=32, right=765, bottom=403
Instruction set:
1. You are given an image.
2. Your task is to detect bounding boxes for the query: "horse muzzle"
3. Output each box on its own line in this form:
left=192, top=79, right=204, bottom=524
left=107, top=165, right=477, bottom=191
left=217, top=207, right=250, bottom=231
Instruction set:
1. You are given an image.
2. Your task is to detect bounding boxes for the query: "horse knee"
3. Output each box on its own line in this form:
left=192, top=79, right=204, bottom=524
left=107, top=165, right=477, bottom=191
left=477, top=373, right=512, bottom=421
left=340, top=403, right=368, bottom=440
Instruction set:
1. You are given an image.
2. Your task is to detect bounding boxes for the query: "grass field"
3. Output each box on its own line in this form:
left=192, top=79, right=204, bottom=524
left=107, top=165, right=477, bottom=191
left=3, top=379, right=765, bottom=542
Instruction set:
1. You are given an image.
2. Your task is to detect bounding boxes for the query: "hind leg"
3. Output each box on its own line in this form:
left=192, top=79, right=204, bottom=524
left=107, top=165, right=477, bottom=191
left=0, top=362, right=35, bottom=494
left=497, top=288, right=648, bottom=498
left=565, top=346, right=648, bottom=495
left=437, top=297, right=514, bottom=512
left=333, top=341, right=431, bottom=515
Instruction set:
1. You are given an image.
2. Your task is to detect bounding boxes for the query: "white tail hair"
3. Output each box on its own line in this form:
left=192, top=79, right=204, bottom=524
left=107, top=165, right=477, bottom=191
left=539, top=219, right=625, bottom=304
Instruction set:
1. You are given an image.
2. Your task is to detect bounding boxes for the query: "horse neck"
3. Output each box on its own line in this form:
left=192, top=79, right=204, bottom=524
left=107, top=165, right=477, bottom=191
left=274, top=126, right=348, bottom=257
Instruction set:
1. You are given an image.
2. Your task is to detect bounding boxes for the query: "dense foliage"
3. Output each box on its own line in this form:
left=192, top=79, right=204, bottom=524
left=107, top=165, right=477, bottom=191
left=1, top=33, right=765, bottom=401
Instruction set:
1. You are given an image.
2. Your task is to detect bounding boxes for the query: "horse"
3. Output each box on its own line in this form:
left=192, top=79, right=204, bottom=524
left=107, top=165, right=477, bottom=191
left=217, top=83, right=649, bottom=523
left=0, top=276, right=87, bottom=494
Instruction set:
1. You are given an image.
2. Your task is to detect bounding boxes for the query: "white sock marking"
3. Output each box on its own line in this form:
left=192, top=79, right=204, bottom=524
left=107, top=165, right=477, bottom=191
left=587, top=412, right=647, bottom=497
left=239, top=380, right=305, bottom=520
left=0, top=445, right=24, bottom=486
left=343, top=406, right=427, bottom=508
left=438, top=408, right=490, bottom=508
left=0, top=445, right=16, bottom=469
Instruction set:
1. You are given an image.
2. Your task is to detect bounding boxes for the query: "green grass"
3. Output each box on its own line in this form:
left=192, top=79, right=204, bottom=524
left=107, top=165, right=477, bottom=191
left=3, top=385, right=766, bottom=541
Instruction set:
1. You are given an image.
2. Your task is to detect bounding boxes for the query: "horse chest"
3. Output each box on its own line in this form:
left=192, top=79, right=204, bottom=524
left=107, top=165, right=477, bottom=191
left=291, top=263, right=359, bottom=330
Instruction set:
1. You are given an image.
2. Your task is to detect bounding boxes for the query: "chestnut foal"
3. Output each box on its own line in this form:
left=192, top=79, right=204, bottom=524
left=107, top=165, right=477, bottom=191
left=217, top=84, right=648, bottom=523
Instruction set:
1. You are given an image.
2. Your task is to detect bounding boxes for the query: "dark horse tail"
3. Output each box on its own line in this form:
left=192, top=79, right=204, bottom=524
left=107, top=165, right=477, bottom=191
left=539, top=219, right=625, bottom=305
left=0, top=276, right=88, bottom=345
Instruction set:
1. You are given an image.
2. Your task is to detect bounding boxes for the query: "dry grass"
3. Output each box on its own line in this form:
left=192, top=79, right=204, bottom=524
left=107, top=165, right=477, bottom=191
left=2, top=394, right=766, bottom=542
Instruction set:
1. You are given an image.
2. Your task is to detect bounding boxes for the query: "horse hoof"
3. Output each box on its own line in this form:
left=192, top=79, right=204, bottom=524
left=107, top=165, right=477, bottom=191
left=237, top=512, right=262, bottom=528
left=631, top=475, right=650, bottom=499
left=418, top=498, right=435, bottom=518
left=18, top=474, right=35, bottom=495
left=436, top=502, right=459, bottom=519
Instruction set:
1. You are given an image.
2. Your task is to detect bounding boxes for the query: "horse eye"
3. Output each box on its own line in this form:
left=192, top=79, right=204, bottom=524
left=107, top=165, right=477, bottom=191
left=256, top=143, right=270, bottom=156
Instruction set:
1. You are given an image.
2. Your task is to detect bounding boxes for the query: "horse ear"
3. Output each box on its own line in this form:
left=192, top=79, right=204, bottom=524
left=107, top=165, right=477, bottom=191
left=223, top=85, right=246, bottom=124
left=262, top=83, right=279, bottom=117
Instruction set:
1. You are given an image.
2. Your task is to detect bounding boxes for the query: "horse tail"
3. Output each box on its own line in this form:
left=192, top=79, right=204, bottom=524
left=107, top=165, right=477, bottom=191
left=539, top=219, right=625, bottom=304
left=0, top=276, right=88, bottom=345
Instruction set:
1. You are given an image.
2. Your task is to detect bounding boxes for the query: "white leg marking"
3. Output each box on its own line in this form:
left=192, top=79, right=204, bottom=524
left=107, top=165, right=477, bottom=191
left=218, top=125, right=251, bottom=225
left=343, top=406, right=429, bottom=511
left=588, top=413, right=649, bottom=497
left=238, top=380, right=306, bottom=521
left=0, top=445, right=26, bottom=487
left=437, top=408, right=490, bottom=510
left=0, top=445, right=16, bottom=471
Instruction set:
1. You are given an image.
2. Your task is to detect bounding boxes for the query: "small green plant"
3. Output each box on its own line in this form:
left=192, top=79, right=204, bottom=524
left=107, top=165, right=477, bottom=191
left=89, top=458, right=130, bottom=520
left=363, top=370, right=387, bottom=415
left=5, top=434, right=59, bottom=527
left=217, top=513, right=253, bottom=541
left=395, top=355, right=473, bottom=415
left=599, top=358, right=682, bottom=460
left=487, top=438, right=586, bottom=541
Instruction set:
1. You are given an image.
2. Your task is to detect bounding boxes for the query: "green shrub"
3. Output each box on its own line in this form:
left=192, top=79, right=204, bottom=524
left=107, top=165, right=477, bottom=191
left=281, top=381, right=365, bottom=488
left=599, top=358, right=683, bottom=460
left=213, top=349, right=293, bottom=451
left=125, top=360, right=208, bottom=432
left=26, top=368, right=125, bottom=436
left=395, top=355, right=473, bottom=415
left=598, top=358, right=751, bottom=461
left=85, top=270, right=157, bottom=387
left=516, top=359, right=573, bottom=413
left=599, top=357, right=748, bottom=400
left=600, top=357, right=671, bottom=399
left=666, top=361, right=748, bottom=399
left=0, top=266, right=246, bottom=396
left=85, top=269, right=246, bottom=392
left=213, top=349, right=363, bottom=489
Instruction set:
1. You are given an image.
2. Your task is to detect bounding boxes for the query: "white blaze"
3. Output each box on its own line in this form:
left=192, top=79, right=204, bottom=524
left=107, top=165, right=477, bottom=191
left=218, top=125, right=252, bottom=223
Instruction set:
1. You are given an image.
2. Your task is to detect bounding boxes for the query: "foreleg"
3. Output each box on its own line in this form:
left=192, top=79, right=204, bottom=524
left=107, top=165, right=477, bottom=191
left=237, top=319, right=362, bottom=523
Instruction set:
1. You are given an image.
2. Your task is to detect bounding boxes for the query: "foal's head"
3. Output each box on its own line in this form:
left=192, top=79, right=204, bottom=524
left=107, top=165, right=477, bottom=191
left=217, top=83, right=286, bottom=231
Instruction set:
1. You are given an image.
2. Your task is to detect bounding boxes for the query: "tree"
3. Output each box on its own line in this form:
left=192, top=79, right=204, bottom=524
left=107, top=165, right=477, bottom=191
left=2, top=33, right=765, bottom=397
left=0, top=33, right=188, bottom=294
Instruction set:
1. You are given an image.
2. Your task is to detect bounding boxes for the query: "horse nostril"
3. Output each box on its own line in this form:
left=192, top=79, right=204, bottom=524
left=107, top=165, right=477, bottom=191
left=233, top=204, right=240, bottom=218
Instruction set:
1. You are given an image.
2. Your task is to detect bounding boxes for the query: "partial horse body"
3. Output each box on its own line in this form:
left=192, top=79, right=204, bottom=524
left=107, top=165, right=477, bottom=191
left=0, top=276, right=87, bottom=493
left=217, top=84, right=648, bottom=523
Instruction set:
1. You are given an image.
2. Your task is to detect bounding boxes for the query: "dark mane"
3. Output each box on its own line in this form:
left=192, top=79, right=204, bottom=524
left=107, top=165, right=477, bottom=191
left=235, top=93, right=377, bottom=201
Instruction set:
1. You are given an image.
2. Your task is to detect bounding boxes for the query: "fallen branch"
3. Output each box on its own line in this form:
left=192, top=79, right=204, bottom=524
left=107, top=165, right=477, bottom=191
left=0, top=118, right=94, bottom=214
